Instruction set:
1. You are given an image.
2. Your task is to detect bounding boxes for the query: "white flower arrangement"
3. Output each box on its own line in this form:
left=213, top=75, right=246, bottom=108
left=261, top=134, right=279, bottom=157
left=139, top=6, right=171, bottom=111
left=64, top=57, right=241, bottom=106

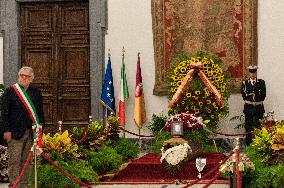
left=160, top=143, right=192, bottom=166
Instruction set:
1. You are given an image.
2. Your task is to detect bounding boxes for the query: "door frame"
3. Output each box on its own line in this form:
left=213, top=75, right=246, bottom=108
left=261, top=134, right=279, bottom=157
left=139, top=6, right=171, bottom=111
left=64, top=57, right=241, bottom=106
left=1, top=0, right=107, bottom=122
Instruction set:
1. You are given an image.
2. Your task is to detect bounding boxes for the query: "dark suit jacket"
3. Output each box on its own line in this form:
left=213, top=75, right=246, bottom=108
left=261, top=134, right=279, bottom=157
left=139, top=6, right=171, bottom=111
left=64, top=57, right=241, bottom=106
left=1, top=84, right=45, bottom=139
left=241, top=79, right=266, bottom=115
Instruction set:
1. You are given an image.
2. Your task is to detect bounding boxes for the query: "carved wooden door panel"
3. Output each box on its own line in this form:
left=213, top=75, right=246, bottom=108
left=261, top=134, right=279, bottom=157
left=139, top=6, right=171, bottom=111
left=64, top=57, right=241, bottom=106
left=20, top=1, right=90, bottom=132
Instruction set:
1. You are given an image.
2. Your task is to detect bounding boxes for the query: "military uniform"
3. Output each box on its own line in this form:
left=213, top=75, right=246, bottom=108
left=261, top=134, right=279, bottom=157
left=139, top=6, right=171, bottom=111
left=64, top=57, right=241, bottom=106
left=241, top=77, right=266, bottom=145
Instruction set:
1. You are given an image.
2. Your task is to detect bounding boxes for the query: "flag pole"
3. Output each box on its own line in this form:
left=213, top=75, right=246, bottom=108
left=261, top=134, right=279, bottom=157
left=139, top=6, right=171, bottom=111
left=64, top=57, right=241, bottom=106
left=138, top=128, right=142, bottom=149
left=106, top=48, right=111, bottom=121
left=123, top=127, right=126, bottom=138
left=134, top=51, right=146, bottom=149
left=122, top=46, right=126, bottom=138
left=138, top=52, right=141, bottom=148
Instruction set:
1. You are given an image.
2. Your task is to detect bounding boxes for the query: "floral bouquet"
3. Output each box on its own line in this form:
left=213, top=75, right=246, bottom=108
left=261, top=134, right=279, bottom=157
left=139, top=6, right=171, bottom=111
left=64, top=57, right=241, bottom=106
left=160, top=142, right=192, bottom=174
left=219, top=153, right=255, bottom=177
left=164, top=113, right=206, bottom=132
left=252, top=120, right=284, bottom=164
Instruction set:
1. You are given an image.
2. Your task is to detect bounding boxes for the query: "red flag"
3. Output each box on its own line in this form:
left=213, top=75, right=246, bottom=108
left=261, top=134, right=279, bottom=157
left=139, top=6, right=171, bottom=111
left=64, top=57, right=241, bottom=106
left=134, top=53, right=146, bottom=129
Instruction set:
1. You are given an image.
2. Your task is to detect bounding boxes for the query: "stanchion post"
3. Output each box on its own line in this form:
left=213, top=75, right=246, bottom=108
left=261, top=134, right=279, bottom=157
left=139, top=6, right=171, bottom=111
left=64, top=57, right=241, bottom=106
left=34, top=144, right=37, bottom=188
left=89, top=115, right=92, bottom=123
left=235, top=137, right=242, bottom=188
left=213, top=139, right=217, bottom=152
left=33, top=128, right=39, bottom=188
left=58, top=121, right=62, bottom=133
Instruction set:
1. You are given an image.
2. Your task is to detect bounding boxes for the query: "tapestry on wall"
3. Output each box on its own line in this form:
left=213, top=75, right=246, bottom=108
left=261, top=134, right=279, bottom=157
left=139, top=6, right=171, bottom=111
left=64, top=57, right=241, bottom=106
left=151, top=0, right=257, bottom=95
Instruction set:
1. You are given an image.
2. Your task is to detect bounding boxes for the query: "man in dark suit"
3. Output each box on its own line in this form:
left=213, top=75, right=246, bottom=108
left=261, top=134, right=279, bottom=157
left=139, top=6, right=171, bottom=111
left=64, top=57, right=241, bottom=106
left=2, top=66, right=45, bottom=187
left=241, top=65, right=266, bottom=145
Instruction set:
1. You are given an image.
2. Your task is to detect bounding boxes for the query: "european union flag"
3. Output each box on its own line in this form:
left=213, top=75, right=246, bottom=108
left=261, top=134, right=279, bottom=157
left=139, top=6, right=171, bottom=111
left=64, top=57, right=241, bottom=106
left=99, top=57, right=116, bottom=116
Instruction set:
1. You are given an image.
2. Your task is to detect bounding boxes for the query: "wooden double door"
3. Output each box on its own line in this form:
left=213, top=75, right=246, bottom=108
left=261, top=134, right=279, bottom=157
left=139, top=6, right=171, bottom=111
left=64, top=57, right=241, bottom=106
left=20, top=1, right=90, bottom=132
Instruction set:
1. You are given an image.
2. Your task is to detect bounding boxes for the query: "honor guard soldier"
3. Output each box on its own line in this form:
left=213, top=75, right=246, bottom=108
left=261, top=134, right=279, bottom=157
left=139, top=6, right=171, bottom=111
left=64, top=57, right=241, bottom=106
left=241, top=65, right=266, bottom=145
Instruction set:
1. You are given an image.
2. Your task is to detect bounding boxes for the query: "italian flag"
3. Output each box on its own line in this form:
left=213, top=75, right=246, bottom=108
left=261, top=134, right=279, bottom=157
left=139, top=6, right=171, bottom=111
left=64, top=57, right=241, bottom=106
left=118, top=54, right=129, bottom=126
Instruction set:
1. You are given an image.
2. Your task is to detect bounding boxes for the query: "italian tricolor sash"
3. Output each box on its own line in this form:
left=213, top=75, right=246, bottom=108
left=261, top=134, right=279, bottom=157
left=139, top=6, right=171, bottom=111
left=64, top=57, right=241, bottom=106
left=12, top=83, right=43, bottom=150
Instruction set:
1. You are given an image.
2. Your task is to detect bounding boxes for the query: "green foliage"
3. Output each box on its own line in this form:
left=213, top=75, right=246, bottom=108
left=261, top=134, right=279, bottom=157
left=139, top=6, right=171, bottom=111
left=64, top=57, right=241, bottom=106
left=112, top=138, right=140, bottom=162
left=71, top=127, right=85, bottom=141
left=201, top=144, right=222, bottom=153
left=150, top=131, right=171, bottom=153
left=88, top=145, right=123, bottom=174
left=246, top=145, right=284, bottom=187
left=248, top=164, right=284, bottom=188
left=88, top=120, right=104, bottom=139
left=71, top=120, right=104, bottom=143
left=71, top=116, right=120, bottom=149
left=147, top=114, right=168, bottom=134
left=29, top=159, right=97, bottom=188
left=104, top=115, right=121, bottom=142
left=250, top=120, right=284, bottom=164
left=189, top=77, right=205, bottom=91
left=43, top=130, right=79, bottom=159
left=148, top=114, right=220, bottom=153
left=184, top=128, right=211, bottom=143
left=246, top=146, right=264, bottom=168
left=183, top=129, right=221, bottom=152
left=230, top=114, right=245, bottom=129
left=36, top=116, right=136, bottom=186
left=252, top=128, right=273, bottom=163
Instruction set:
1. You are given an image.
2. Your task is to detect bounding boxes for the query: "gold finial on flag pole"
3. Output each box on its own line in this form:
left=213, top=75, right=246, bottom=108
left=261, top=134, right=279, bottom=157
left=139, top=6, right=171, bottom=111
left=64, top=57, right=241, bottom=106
left=108, top=49, right=111, bottom=57
left=122, top=46, right=125, bottom=57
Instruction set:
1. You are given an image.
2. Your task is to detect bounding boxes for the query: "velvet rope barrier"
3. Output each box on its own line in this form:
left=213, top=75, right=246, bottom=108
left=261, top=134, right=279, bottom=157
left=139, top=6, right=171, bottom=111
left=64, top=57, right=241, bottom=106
left=204, top=127, right=251, bottom=136
left=11, top=151, right=33, bottom=188
left=118, top=127, right=154, bottom=137
left=181, top=151, right=234, bottom=188
left=41, top=152, right=93, bottom=188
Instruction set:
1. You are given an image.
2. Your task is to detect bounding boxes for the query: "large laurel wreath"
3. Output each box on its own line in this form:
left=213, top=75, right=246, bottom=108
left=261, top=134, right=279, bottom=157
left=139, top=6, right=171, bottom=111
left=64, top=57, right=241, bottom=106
left=168, top=51, right=231, bottom=128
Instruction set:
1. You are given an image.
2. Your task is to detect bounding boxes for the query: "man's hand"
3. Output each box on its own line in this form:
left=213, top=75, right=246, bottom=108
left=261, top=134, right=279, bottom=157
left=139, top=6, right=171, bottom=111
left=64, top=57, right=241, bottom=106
left=4, top=132, right=11, bottom=141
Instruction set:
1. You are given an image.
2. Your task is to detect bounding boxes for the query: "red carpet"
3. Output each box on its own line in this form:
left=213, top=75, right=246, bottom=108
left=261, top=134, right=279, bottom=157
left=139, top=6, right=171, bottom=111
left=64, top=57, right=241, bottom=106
left=101, top=152, right=228, bottom=183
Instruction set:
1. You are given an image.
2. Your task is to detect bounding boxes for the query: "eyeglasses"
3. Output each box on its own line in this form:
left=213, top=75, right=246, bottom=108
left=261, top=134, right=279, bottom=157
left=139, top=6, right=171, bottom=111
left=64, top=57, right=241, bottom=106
left=19, top=74, right=32, bottom=78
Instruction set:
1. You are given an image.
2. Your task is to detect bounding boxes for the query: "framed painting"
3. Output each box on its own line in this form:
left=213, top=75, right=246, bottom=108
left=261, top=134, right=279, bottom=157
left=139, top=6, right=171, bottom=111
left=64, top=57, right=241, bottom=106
left=151, top=0, right=258, bottom=95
